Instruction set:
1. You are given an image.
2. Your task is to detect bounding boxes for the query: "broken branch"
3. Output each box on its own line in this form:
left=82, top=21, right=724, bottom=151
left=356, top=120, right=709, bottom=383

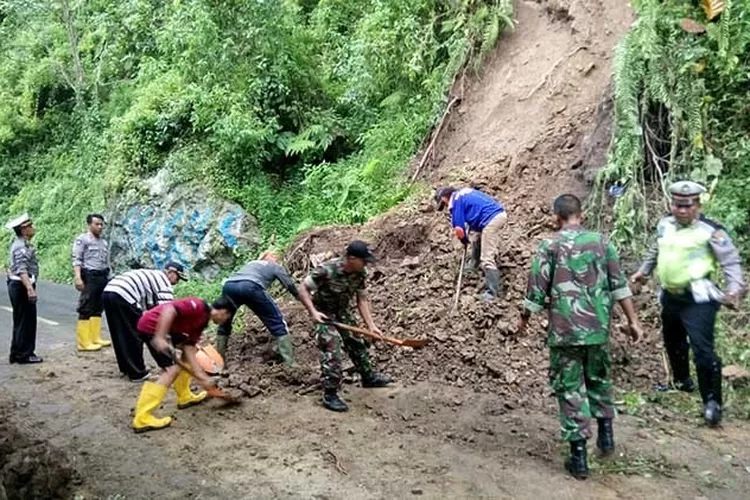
left=411, top=95, right=461, bottom=183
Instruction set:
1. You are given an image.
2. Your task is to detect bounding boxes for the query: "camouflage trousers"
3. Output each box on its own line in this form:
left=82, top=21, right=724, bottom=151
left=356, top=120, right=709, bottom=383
left=549, top=345, right=615, bottom=442
left=315, top=317, right=373, bottom=391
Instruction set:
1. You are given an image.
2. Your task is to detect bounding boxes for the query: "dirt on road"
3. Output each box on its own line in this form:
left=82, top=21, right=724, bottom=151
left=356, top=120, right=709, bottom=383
left=2, top=1, right=750, bottom=499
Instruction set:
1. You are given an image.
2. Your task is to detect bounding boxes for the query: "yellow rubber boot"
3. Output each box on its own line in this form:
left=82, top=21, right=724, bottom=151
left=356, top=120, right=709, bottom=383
left=89, top=316, right=111, bottom=347
left=132, top=382, right=173, bottom=433
left=173, top=369, right=208, bottom=409
left=76, top=319, right=101, bottom=351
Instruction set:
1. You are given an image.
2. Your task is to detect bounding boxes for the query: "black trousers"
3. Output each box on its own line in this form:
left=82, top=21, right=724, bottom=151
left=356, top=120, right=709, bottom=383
left=77, top=269, right=109, bottom=320
left=661, top=291, right=722, bottom=405
left=102, top=291, right=147, bottom=379
left=8, top=281, right=37, bottom=361
left=138, top=332, right=187, bottom=370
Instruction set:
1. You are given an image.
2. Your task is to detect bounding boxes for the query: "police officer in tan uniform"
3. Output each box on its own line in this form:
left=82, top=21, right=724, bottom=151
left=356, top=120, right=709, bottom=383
left=632, top=181, right=746, bottom=427
left=73, top=213, right=113, bottom=351
left=6, top=213, right=43, bottom=364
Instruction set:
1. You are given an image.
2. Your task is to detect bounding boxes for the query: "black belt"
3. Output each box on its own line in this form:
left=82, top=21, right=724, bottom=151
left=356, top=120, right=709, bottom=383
left=83, top=268, right=109, bottom=276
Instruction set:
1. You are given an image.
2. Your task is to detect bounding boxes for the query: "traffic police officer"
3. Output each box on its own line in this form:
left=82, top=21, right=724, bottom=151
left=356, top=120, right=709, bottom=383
left=6, top=213, right=43, bottom=364
left=73, top=213, right=113, bottom=351
left=631, top=180, right=746, bottom=427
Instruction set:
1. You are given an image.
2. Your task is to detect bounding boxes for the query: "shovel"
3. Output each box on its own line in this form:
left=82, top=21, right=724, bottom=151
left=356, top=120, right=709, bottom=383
left=168, top=347, right=241, bottom=405
left=327, top=322, right=429, bottom=349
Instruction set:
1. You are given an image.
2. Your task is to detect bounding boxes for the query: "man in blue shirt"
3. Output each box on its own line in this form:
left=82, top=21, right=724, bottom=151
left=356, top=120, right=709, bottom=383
left=436, top=187, right=508, bottom=300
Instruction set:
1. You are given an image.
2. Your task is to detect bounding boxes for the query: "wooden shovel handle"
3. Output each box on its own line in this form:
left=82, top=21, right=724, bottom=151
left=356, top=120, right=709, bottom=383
left=328, top=322, right=428, bottom=349
left=329, top=321, right=392, bottom=342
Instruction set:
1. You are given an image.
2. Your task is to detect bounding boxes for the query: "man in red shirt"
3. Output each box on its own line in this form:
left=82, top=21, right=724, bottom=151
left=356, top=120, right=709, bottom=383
left=131, top=296, right=236, bottom=433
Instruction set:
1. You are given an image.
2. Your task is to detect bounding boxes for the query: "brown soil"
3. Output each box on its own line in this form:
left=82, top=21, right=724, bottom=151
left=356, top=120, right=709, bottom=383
left=4, top=1, right=750, bottom=499
left=0, top=400, right=78, bottom=500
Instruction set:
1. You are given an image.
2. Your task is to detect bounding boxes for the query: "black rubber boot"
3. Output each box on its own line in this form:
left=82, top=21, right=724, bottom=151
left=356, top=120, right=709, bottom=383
left=466, top=241, right=482, bottom=274
left=704, top=360, right=723, bottom=428
left=596, top=418, right=615, bottom=456
left=480, top=268, right=502, bottom=301
left=322, top=390, right=349, bottom=412
left=361, top=372, right=392, bottom=388
left=676, top=378, right=696, bottom=393
left=564, top=440, right=589, bottom=480
left=704, top=400, right=722, bottom=428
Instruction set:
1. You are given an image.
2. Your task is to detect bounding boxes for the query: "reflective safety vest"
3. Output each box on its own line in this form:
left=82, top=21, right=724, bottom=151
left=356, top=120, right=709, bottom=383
left=656, top=217, right=716, bottom=290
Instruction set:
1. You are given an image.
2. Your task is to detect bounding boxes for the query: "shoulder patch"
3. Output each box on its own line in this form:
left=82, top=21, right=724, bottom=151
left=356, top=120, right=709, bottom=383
left=712, top=230, right=730, bottom=247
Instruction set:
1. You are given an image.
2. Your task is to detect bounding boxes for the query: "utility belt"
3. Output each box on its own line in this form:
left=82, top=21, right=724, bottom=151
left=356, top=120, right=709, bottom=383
left=662, top=277, right=724, bottom=304
left=82, top=268, right=110, bottom=277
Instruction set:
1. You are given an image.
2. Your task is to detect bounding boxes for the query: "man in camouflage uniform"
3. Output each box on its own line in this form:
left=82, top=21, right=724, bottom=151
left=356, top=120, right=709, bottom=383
left=298, top=240, right=391, bottom=412
left=517, top=194, right=643, bottom=479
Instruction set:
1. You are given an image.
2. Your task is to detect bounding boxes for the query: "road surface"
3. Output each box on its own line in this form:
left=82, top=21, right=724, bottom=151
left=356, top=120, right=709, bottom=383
left=0, top=273, right=110, bottom=359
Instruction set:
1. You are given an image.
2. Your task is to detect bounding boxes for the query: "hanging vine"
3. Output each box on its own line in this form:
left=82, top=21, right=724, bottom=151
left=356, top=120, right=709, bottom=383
left=591, top=0, right=750, bottom=254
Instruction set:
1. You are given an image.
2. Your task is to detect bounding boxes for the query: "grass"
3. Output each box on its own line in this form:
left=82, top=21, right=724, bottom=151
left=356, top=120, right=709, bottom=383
left=589, top=452, right=677, bottom=478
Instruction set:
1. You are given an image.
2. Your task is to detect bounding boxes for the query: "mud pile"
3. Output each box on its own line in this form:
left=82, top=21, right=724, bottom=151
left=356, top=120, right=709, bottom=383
left=0, top=402, right=78, bottom=500
left=224, top=204, right=665, bottom=410
left=223, top=0, right=662, bottom=409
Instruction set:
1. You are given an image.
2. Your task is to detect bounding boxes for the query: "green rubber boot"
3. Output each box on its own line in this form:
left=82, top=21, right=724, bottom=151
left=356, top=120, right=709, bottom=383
left=276, top=335, right=295, bottom=367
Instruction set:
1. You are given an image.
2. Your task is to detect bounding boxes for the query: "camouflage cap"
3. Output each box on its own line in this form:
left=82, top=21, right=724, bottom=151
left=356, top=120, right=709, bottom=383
left=668, top=180, right=706, bottom=198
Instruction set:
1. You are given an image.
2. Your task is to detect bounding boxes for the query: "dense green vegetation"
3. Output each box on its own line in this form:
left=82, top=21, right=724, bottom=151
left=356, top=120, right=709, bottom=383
left=593, top=0, right=750, bottom=255
left=0, top=0, right=513, bottom=281
left=594, top=0, right=750, bottom=404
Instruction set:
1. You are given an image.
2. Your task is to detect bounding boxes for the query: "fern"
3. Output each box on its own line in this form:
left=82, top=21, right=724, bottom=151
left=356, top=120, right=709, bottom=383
left=592, top=0, right=750, bottom=254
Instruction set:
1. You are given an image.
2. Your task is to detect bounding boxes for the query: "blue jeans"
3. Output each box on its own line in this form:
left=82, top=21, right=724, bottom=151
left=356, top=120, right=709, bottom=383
left=218, top=280, right=289, bottom=338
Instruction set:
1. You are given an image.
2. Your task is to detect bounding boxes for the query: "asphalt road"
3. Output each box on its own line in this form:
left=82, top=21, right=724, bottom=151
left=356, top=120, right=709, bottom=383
left=0, top=273, right=108, bottom=359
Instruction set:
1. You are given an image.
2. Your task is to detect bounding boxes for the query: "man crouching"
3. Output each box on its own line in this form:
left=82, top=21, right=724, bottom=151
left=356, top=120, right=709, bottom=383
left=131, top=296, right=236, bottom=433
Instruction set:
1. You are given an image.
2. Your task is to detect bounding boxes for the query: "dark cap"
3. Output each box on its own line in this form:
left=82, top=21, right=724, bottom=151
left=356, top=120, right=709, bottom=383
left=165, top=261, right=188, bottom=281
left=434, top=187, right=455, bottom=211
left=345, top=240, right=376, bottom=263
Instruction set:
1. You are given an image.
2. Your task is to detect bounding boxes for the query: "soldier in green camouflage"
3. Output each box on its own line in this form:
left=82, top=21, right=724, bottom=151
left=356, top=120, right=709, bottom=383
left=517, top=194, right=643, bottom=480
left=298, top=240, right=392, bottom=412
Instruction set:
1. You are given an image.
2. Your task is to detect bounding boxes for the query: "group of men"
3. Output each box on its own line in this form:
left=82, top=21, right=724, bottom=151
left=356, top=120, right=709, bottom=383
left=5, top=178, right=745, bottom=478
left=4, top=211, right=393, bottom=429
left=434, top=181, right=744, bottom=479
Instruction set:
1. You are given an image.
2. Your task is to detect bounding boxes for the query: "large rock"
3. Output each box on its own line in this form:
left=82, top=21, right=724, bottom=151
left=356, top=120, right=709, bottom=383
left=108, top=170, right=260, bottom=279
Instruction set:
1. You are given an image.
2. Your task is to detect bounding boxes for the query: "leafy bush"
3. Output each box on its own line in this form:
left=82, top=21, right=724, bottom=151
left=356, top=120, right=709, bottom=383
left=592, top=0, right=750, bottom=255
left=0, top=0, right=513, bottom=280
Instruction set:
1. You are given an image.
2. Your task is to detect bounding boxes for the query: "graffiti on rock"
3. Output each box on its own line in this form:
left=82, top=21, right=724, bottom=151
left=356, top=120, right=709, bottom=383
left=108, top=170, right=260, bottom=278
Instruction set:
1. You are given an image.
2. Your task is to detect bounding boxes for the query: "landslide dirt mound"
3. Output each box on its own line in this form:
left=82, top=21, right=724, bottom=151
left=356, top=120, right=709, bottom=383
left=0, top=401, right=79, bottom=500
left=224, top=0, right=665, bottom=407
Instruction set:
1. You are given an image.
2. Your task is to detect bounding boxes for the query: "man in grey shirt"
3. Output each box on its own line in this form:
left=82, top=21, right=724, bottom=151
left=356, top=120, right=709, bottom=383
left=217, top=251, right=299, bottom=366
left=72, top=213, right=113, bottom=352
left=6, top=213, right=42, bottom=364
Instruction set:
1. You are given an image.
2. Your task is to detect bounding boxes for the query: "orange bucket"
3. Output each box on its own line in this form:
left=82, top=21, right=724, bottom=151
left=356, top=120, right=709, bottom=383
left=196, top=344, right=225, bottom=375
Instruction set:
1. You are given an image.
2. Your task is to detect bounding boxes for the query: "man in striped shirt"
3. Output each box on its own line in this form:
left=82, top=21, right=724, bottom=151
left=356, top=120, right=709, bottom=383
left=102, top=262, right=187, bottom=381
